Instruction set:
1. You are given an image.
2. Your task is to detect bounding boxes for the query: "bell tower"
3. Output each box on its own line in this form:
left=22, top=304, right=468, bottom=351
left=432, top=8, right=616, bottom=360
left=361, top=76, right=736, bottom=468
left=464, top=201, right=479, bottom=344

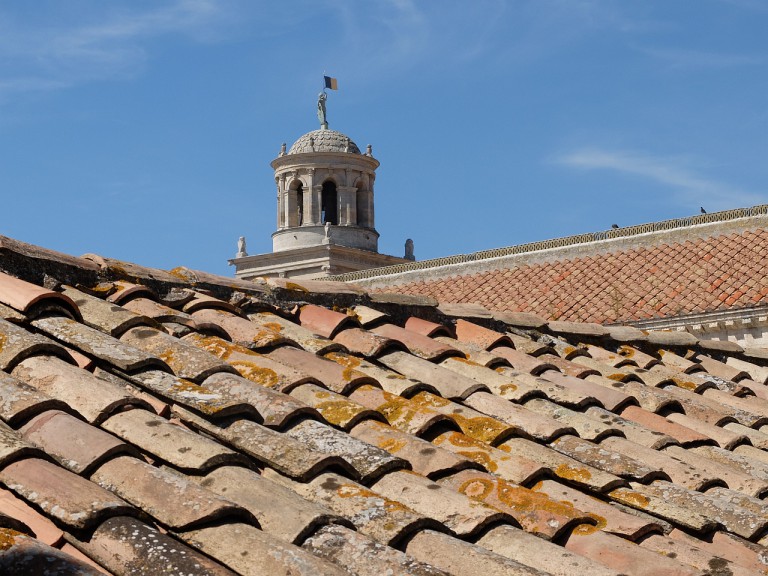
left=230, top=94, right=410, bottom=280
left=271, top=129, right=379, bottom=254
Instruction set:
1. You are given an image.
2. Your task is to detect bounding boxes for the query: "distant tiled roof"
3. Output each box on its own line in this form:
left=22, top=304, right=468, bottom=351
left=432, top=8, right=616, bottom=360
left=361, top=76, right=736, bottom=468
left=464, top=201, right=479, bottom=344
left=377, top=227, right=768, bottom=324
left=2, top=233, right=768, bottom=575
left=333, top=206, right=768, bottom=324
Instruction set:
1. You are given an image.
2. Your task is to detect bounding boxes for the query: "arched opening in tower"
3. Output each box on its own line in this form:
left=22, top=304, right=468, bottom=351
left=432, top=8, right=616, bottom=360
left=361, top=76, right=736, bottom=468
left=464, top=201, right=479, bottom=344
left=321, top=181, right=338, bottom=225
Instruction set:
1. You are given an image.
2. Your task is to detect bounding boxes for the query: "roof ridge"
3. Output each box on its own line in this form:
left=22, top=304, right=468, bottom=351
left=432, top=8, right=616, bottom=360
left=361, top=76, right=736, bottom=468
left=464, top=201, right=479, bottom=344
left=328, top=204, right=768, bottom=283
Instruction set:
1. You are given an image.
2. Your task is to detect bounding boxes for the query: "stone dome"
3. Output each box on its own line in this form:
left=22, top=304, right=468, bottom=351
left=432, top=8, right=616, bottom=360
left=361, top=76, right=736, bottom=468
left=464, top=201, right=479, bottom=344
left=288, top=129, right=361, bottom=155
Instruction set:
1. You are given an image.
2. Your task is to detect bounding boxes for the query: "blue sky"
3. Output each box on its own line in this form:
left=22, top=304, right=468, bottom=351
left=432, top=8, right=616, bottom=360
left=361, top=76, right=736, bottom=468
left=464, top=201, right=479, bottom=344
left=1, top=1, right=766, bottom=276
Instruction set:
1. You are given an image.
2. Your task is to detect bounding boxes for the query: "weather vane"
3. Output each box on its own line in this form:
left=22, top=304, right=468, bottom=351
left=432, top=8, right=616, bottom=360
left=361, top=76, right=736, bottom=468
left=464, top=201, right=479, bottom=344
left=317, top=74, right=337, bottom=130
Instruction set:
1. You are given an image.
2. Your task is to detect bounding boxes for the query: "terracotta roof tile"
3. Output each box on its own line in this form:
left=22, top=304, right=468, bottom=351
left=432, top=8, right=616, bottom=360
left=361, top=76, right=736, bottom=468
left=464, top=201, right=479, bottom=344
left=0, top=420, right=40, bottom=471
left=20, top=410, right=131, bottom=475
left=195, top=466, right=348, bottom=544
left=523, top=399, right=622, bottom=441
left=120, top=326, right=236, bottom=382
left=463, top=391, right=575, bottom=442
left=348, top=385, right=454, bottom=435
left=325, top=351, right=430, bottom=396
left=298, top=304, right=354, bottom=338
left=302, top=523, right=450, bottom=576
left=5, top=232, right=768, bottom=574
left=266, top=470, right=440, bottom=546
left=349, top=304, right=390, bottom=327
left=101, top=408, right=246, bottom=471
left=432, top=430, right=553, bottom=486
left=12, top=356, right=151, bottom=424
left=1, top=458, right=135, bottom=529
left=76, top=515, right=234, bottom=575
left=564, top=529, right=700, bottom=576
left=182, top=332, right=315, bottom=391
left=602, top=437, right=723, bottom=490
left=284, top=419, right=407, bottom=483
left=265, top=346, right=376, bottom=394
left=498, top=436, right=625, bottom=492
left=32, top=315, right=166, bottom=372
left=0, top=371, right=68, bottom=427
left=373, top=469, right=514, bottom=537
left=0, top=271, right=79, bottom=319
left=350, top=419, right=476, bottom=477
left=439, top=357, right=542, bottom=402
left=91, top=456, right=247, bottom=530
left=180, top=521, right=349, bottom=576
left=550, top=435, right=666, bottom=482
left=665, top=411, right=749, bottom=449
left=405, top=529, right=550, bottom=576
left=247, top=311, right=340, bottom=354
left=540, top=370, right=636, bottom=412
left=122, top=296, right=199, bottom=329
left=0, top=530, right=108, bottom=576
left=371, top=323, right=461, bottom=360
left=533, top=478, right=662, bottom=539
left=639, top=533, right=756, bottom=576
left=476, top=523, right=622, bottom=576
left=619, top=405, right=712, bottom=446
left=404, top=316, right=453, bottom=337
left=500, top=370, right=601, bottom=408
left=0, top=487, right=64, bottom=547
left=332, top=326, right=403, bottom=357
left=492, top=346, right=558, bottom=375
left=288, top=382, right=382, bottom=429
left=176, top=407, right=355, bottom=480
left=202, top=372, right=317, bottom=428
left=0, top=318, right=71, bottom=370
left=378, top=351, right=486, bottom=399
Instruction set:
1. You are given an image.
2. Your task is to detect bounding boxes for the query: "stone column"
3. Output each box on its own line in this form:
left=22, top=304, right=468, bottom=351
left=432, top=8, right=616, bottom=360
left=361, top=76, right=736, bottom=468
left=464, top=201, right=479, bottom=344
left=337, top=186, right=357, bottom=226
left=368, top=175, right=375, bottom=228
left=307, top=169, right=320, bottom=225
left=276, top=175, right=285, bottom=229
left=310, top=185, right=322, bottom=225
left=285, top=188, right=297, bottom=228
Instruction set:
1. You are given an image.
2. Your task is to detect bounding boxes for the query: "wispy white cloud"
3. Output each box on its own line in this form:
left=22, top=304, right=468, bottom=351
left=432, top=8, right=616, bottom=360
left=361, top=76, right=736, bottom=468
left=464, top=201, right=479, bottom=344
left=556, top=148, right=763, bottom=210
left=0, top=0, right=231, bottom=96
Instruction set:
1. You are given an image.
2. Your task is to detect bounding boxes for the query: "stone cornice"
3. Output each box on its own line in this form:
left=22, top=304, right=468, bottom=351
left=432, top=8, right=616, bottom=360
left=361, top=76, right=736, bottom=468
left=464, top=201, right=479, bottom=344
left=271, top=151, right=379, bottom=172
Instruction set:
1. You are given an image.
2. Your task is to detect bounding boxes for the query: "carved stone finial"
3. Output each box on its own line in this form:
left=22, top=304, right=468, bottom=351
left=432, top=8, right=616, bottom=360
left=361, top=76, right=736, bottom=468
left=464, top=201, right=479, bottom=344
left=344, top=137, right=350, bottom=153
left=279, top=142, right=286, bottom=156
left=366, top=144, right=373, bottom=156
left=404, top=238, right=415, bottom=261
left=236, top=236, right=248, bottom=258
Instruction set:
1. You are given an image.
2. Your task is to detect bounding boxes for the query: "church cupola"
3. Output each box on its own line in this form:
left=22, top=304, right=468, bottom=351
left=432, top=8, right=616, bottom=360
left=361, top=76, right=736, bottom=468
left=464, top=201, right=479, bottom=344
left=229, top=86, right=411, bottom=280
left=271, top=127, right=379, bottom=253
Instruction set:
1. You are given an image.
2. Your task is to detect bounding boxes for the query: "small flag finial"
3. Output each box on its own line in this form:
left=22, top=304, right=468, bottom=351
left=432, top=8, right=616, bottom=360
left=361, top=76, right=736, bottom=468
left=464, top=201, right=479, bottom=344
left=317, top=75, right=337, bottom=129
left=324, top=75, right=338, bottom=90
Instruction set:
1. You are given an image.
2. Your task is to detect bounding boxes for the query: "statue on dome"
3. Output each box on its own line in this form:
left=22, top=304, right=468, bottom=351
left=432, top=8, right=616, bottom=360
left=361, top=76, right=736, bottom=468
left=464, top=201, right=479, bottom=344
left=317, top=92, right=328, bottom=129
